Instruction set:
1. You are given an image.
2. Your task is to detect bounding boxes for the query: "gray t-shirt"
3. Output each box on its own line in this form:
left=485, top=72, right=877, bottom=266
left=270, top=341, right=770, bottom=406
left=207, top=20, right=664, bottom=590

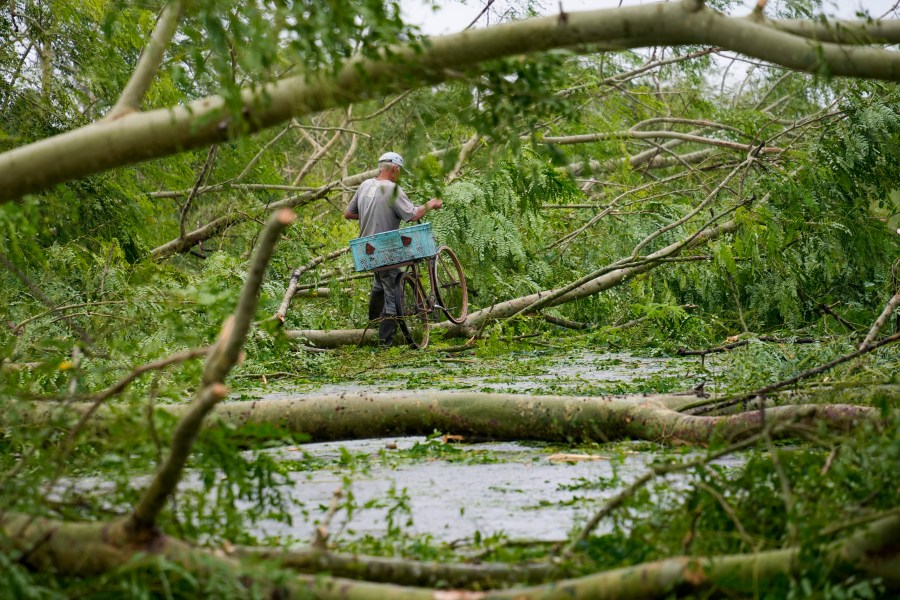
left=347, top=178, right=417, bottom=238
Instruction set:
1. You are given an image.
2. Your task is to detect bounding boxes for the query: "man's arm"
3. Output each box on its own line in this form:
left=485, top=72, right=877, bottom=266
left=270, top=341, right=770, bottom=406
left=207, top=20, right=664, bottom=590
left=345, top=181, right=363, bottom=220
left=409, top=198, right=443, bottom=221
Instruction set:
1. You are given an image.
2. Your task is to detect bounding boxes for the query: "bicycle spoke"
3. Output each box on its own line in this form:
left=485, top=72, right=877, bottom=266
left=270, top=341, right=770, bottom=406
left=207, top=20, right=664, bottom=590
left=432, top=246, right=468, bottom=324
left=400, top=273, right=429, bottom=349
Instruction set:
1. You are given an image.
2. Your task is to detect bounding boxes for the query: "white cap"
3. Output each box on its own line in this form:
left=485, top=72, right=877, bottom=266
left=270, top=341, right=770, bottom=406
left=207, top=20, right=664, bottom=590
left=378, top=151, right=405, bottom=169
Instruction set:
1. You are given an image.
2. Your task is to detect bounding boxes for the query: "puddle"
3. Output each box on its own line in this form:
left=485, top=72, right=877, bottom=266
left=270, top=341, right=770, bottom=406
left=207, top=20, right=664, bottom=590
left=221, top=351, right=723, bottom=544
left=64, top=351, right=732, bottom=546
left=245, top=351, right=708, bottom=399
left=244, top=436, right=743, bottom=545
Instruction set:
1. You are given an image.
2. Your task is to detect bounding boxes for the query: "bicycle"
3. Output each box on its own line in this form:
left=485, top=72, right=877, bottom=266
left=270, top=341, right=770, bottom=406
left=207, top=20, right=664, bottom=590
left=380, top=245, right=468, bottom=350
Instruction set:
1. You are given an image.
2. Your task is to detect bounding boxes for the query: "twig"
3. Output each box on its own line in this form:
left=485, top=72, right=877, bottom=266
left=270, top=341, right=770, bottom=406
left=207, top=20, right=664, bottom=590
left=677, top=336, right=819, bottom=357
left=506, top=207, right=742, bottom=323
left=764, top=428, right=798, bottom=545
left=859, top=294, right=900, bottom=350
left=32, top=346, right=214, bottom=502
left=446, top=133, right=481, bottom=184
left=151, top=124, right=298, bottom=200
left=106, top=0, right=184, bottom=120
left=630, top=159, right=751, bottom=259
left=12, top=300, right=128, bottom=334
left=820, top=446, right=839, bottom=476
left=130, top=209, right=296, bottom=533
left=311, top=488, right=343, bottom=550
left=725, top=271, right=749, bottom=333
left=465, top=0, right=496, bottom=29
left=0, top=250, right=92, bottom=344
left=292, top=120, right=347, bottom=186
left=295, top=272, right=369, bottom=292
left=820, top=302, right=862, bottom=331
left=691, top=332, right=900, bottom=414
left=696, top=481, right=756, bottom=549
left=293, top=124, right=369, bottom=137
left=180, top=145, right=218, bottom=239
left=275, top=248, right=351, bottom=321
left=349, top=91, right=412, bottom=122
left=566, top=430, right=767, bottom=554
left=820, top=506, right=900, bottom=537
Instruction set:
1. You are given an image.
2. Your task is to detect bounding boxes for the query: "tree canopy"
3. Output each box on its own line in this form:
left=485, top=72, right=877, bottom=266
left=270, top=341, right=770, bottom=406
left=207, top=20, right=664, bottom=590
left=1, top=0, right=899, bottom=598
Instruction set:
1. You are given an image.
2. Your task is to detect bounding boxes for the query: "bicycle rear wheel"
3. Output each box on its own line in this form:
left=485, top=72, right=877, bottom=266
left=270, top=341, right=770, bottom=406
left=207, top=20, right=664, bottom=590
left=431, top=246, right=468, bottom=324
left=400, top=273, right=429, bottom=349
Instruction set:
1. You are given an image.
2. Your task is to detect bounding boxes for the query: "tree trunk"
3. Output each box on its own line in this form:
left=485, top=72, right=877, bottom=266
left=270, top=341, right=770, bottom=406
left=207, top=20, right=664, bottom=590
left=24, top=392, right=849, bottom=446
left=286, top=328, right=377, bottom=348
left=5, top=4, right=900, bottom=201
left=3, top=511, right=899, bottom=598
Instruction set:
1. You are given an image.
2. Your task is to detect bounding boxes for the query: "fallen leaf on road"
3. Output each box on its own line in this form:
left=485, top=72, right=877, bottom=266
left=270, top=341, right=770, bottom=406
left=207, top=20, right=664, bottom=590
left=548, top=453, right=609, bottom=463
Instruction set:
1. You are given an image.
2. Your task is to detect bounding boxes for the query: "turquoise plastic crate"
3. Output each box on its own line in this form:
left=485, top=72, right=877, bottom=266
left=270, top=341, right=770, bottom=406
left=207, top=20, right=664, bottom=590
left=350, top=222, right=437, bottom=272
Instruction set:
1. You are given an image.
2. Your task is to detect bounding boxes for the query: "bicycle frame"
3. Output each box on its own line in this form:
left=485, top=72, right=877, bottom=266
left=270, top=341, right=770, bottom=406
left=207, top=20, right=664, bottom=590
left=384, top=256, right=438, bottom=315
left=372, top=245, right=468, bottom=349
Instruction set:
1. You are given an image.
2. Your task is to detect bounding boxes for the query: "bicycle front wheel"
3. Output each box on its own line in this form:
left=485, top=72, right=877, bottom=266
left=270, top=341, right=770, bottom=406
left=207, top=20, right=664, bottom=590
left=431, top=246, right=469, bottom=324
left=400, top=273, right=429, bottom=349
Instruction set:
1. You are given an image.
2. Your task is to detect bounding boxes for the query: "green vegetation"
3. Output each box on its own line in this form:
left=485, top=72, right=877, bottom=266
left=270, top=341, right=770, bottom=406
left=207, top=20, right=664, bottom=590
left=1, top=0, right=899, bottom=598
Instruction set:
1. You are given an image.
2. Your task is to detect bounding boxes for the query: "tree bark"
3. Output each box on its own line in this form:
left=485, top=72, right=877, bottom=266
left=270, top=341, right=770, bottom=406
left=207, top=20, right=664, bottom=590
left=124, top=392, right=876, bottom=446
left=3, top=510, right=899, bottom=598
left=5, top=4, right=900, bottom=201
left=286, top=328, right=377, bottom=348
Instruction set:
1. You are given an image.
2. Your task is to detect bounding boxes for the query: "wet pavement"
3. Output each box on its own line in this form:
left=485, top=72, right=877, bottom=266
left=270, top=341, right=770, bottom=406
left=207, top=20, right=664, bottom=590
left=233, top=351, right=730, bottom=545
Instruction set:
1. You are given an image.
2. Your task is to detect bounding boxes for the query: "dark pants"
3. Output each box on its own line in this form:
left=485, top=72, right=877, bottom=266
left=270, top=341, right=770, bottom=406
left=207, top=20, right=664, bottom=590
left=370, top=268, right=407, bottom=346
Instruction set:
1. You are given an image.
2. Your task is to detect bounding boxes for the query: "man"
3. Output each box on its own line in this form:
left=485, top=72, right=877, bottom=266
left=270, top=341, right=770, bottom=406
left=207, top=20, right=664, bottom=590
left=344, top=152, right=443, bottom=346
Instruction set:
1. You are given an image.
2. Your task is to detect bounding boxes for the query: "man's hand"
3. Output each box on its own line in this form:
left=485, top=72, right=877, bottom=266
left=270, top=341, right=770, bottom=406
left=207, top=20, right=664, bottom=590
left=411, top=198, right=443, bottom=221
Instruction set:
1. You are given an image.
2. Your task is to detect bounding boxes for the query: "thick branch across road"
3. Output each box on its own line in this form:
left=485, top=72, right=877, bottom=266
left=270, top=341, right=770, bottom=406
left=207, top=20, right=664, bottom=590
left=3, top=3, right=900, bottom=201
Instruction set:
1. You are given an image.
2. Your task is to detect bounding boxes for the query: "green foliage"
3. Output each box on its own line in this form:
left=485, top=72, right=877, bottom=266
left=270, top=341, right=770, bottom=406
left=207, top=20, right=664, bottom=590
left=575, top=414, right=900, bottom=596
left=429, top=152, right=579, bottom=300
left=1, top=1, right=900, bottom=597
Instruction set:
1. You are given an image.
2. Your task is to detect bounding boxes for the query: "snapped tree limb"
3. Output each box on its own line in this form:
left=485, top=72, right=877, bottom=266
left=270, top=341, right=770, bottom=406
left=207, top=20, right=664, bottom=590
left=130, top=209, right=296, bottom=533
left=285, top=218, right=738, bottom=344
left=3, top=480, right=899, bottom=598
left=4, top=2, right=900, bottom=201
left=105, top=0, right=184, bottom=120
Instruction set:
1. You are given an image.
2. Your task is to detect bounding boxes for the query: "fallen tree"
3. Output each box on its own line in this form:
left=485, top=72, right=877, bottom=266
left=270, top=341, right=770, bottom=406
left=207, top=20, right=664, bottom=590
left=3, top=487, right=899, bottom=598
left=6, top=210, right=897, bottom=600
left=286, top=216, right=739, bottom=345
left=41, top=391, right=875, bottom=446
left=4, top=2, right=900, bottom=202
